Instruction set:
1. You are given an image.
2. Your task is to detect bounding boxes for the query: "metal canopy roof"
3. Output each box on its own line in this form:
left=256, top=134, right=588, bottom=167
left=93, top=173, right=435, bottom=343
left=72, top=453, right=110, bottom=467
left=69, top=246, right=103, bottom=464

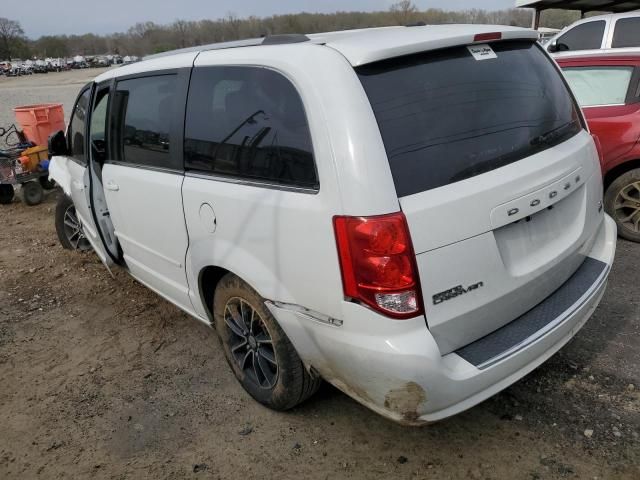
left=516, top=0, right=640, bottom=12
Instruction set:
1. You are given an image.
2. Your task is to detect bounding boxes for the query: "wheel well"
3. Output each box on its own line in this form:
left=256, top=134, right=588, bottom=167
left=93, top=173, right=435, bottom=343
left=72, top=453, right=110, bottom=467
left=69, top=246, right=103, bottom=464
left=199, top=266, right=230, bottom=321
left=603, top=159, right=640, bottom=191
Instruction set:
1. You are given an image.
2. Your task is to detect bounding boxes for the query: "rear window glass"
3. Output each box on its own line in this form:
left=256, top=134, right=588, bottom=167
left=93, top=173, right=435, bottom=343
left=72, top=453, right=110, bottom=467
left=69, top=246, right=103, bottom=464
left=357, top=41, right=581, bottom=197
left=612, top=18, right=640, bottom=48
left=563, top=66, right=633, bottom=107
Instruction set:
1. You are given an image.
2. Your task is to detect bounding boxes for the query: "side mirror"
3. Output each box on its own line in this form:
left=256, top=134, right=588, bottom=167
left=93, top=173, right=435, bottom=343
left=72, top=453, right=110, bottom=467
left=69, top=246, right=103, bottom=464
left=48, top=130, right=68, bottom=157
left=547, top=40, right=559, bottom=53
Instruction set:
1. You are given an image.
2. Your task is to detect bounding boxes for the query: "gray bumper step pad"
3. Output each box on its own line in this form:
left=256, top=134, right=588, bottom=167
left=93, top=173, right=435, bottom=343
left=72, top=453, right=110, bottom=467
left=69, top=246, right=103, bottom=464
left=456, top=257, right=607, bottom=368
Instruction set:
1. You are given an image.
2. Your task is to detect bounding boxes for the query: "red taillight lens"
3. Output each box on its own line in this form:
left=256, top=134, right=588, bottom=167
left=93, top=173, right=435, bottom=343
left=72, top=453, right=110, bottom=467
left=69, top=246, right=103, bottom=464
left=474, top=32, right=502, bottom=42
left=333, top=212, right=424, bottom=319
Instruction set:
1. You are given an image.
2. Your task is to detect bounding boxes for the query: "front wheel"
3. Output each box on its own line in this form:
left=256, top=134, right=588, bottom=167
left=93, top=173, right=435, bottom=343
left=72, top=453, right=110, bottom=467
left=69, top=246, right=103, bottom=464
left=605, top=168, right=640, bottom=243
left=55, top=195, right=92, bottom=251
left=213, top=273, right=321, bottom=411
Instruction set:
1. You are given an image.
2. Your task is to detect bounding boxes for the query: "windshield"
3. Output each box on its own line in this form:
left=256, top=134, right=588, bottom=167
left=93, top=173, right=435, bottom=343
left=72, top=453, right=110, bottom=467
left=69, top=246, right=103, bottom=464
left=357, top=40, right=582, bottom=197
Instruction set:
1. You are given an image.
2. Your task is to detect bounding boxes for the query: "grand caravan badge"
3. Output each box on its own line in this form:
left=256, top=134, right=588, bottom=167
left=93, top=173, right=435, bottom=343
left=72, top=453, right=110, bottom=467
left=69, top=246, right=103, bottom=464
left=467, top=44, right=497, bottom=61
left=433, top=282, right=484, bottom=305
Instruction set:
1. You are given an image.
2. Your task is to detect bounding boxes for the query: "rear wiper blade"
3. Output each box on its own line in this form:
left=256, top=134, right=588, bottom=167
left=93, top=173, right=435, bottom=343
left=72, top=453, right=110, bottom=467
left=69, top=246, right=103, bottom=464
left=530, top=120, right=578, bottom=147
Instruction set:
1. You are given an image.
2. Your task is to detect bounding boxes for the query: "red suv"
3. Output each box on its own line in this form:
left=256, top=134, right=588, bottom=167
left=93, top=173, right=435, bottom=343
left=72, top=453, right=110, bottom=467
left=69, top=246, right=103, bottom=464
left=558, top=53, right=640, bottom=242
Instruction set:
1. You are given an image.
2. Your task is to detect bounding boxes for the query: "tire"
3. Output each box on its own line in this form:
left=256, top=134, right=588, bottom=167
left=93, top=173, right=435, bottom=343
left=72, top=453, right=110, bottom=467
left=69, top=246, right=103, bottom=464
left=0, top=184, right=14, bottom=204
left=55, top=195, right=92, bottom=251
left=213, top=273, right=321, bottom=410
left=604, top=168, right=640, bottom=243
left=22, top=181, right=44, bottom=206
left=39, top=176, right=56, bottom=190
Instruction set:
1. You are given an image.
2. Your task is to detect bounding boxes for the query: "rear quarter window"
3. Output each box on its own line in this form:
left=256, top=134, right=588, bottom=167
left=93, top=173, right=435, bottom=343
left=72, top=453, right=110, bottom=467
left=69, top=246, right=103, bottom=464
left=612, top=18, right=640, bottom=48
left=184, top=66, right=318, bottom=190
left=357, top=40, right=581, bottom=197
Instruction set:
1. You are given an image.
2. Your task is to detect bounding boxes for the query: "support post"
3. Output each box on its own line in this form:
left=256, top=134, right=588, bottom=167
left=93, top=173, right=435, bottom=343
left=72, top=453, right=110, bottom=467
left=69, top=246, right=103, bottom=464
left=532, top=8, right=541, bottom=30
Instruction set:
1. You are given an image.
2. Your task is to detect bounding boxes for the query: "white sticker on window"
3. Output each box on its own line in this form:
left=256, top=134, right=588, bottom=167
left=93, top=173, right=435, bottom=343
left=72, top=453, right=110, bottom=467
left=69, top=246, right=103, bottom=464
left=467, top=44, right=497, bottom=61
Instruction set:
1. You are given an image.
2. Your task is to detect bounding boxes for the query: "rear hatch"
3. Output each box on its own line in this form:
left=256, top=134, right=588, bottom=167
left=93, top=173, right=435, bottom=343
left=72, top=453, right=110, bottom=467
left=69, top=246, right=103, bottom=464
left=357, top=40, right=604, bottom=354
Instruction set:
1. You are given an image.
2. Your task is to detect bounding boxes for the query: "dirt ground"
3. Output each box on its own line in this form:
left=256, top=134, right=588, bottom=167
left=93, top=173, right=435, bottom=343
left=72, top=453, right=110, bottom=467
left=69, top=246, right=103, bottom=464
left=1, top=70, right=639, bottom=480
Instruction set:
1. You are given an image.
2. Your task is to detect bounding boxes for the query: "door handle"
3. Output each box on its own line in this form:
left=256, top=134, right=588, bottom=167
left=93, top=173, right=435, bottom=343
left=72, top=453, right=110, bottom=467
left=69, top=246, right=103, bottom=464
left=105, top=181, right=119, bottom=192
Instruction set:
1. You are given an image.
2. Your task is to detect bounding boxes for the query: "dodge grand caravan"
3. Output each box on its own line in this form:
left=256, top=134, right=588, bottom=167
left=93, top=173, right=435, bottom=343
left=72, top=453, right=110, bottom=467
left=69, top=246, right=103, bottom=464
left=48, top=25, right=617, bottom=425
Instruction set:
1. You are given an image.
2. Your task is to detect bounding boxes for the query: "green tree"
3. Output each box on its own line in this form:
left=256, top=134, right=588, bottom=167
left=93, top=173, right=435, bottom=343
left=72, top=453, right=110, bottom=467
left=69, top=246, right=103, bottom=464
left=0, top=17, right=26, bottom=60
left=33, top=36, right=69, bottom=57
left=16, top=7, right=598, bottom=58
left=390, top=0, right=419, bottom=24
left=172, top=19, right=190, bottom=48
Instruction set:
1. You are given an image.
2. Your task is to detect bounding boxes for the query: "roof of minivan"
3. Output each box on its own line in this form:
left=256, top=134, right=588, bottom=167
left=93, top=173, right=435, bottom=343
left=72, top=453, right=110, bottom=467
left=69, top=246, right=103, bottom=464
left=311, top=24, right=538, bottom=66
left=94, top=24, right=537, bottom=83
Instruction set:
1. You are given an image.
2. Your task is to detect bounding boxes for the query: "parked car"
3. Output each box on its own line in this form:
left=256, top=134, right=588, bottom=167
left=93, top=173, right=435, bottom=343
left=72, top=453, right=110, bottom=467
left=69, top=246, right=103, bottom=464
left=558, top=52, right=640, bottom=242
left=547, top=11, right=640, bottom=57
left=538, top=27, right=560, bottom=45
left=48, top=25, right=616, bottom=424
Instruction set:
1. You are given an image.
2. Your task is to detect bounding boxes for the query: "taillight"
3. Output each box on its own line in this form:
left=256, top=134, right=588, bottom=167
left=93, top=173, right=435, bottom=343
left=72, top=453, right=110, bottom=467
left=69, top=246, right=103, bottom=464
left=333, top=212, right=424, bottom=319
left=474, top=32, right=502, bottom=42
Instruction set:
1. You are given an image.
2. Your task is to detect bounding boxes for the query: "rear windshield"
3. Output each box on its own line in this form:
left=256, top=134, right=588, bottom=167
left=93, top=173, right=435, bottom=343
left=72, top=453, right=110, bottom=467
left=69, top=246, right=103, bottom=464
left=357, top=41, right=581, bottom=197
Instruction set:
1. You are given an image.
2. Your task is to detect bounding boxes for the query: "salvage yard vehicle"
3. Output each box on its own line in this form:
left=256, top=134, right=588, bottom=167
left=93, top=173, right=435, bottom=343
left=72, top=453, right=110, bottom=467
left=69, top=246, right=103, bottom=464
left=558, top=53, right=640, bottom=242
left=48, top=24, right=617, bottom=425
left=547, top=11, right=640, bottom=57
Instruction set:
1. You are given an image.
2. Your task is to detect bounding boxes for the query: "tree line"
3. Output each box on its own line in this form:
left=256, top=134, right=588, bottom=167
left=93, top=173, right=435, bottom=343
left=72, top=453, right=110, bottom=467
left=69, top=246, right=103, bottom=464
left=1, top=3, right=588, bottom=60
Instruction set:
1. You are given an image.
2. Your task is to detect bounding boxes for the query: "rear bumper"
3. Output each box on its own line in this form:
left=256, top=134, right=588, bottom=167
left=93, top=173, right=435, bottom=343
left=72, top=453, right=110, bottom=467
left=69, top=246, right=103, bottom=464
left=268, top=214, right=617, bottom=425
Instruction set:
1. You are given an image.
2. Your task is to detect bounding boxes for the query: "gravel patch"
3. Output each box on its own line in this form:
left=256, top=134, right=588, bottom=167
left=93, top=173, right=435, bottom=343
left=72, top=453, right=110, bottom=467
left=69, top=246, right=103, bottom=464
left=0, top=68, right=112, bottom=148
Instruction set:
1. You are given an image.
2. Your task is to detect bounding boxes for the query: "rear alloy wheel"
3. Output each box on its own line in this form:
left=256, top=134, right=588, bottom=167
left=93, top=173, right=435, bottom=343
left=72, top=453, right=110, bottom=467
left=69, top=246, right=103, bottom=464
left=0, top=184, right=14, bottom=205
left=605, top=169, right=640, bottom=243
left=55, top=195, right=92, bottom=251
left=225, top=297, right=279, bottom=389
left=213, top=273, right=321, bottom=410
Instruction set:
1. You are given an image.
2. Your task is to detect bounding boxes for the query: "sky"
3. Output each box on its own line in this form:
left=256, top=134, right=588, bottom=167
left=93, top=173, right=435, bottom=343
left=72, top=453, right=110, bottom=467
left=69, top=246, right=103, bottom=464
left=5, top=1, right=518, bottom=38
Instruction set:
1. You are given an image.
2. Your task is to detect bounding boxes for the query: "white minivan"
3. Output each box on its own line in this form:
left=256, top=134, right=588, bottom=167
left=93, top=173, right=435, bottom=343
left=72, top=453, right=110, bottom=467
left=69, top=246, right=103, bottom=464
left=48, top=25, right=617, bottom=425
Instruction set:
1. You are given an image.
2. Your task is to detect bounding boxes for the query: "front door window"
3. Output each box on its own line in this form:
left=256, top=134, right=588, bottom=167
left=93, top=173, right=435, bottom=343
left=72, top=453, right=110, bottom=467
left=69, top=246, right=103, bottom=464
left=67, top=88, right=91, bottom=164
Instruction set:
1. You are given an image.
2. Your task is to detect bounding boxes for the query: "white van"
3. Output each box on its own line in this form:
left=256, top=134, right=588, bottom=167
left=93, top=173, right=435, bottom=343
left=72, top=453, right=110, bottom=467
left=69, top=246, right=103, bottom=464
left=547, top=11, right=640, bottom=57
left=48, top=25, right=617, bottom=425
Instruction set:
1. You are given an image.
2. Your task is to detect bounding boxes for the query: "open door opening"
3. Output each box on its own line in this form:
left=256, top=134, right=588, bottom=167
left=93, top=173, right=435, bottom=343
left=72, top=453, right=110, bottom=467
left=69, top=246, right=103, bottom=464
left=48, top=83, right=118, bottom=272
left=88, top=82, right=121, bottom=266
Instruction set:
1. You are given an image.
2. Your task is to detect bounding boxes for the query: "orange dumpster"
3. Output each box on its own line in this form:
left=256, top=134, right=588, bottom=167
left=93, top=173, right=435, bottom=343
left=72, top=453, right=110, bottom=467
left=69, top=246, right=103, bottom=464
left=13, top=103, right=65, bottom=146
